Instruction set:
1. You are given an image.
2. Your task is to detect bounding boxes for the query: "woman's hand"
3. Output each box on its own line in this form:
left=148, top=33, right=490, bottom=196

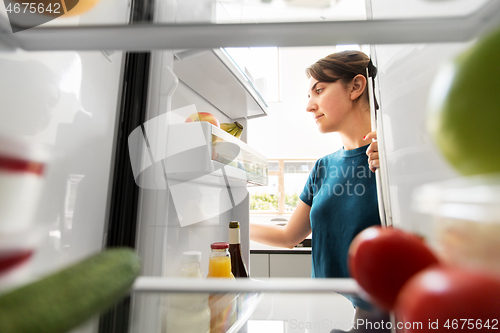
left=364, top=131, right=379, bottom=173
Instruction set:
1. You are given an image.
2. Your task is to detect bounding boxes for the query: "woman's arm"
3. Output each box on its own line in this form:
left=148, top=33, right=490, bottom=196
left=250, top=199, right=312, bottom=249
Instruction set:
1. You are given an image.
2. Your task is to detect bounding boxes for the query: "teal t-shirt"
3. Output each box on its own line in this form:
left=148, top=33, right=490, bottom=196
left=300, top=144, right=381, bottom=279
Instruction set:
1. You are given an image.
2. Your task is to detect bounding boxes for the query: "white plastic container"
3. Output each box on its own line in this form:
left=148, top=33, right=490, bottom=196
left=413, top=174, right=500, bottom=275
left=163, top=251, right=211, bottom=333
left=0, top=134, right=49, bottom=233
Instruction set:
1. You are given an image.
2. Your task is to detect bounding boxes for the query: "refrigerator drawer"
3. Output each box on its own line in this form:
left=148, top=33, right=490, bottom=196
left=165, top=122, right=268, bottom=187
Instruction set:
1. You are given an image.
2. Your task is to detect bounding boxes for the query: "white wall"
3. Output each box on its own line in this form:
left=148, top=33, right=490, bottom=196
left=247, top=46, right=344, bottom=160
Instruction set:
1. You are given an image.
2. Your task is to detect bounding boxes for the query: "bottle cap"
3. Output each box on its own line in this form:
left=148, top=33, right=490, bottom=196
left=211, top=242, right=229, bottom=249
left=229, top=221, right=240, bottom=229
left=181, top=251, right=202, bottom=263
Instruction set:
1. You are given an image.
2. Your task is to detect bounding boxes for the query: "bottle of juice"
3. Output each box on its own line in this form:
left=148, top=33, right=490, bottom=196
left=164, top=251, right=210, bottom=333
left=206, top=242, right=236, bottom=332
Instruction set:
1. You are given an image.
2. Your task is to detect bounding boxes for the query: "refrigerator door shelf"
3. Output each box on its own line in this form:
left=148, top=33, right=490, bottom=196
left=165, top=122, right=268, bottom=187
left=137, top=288, right=263, bottom=333
left=133, top=276, right=360, bottom=294
left=174, top=48, right=268, bottom=120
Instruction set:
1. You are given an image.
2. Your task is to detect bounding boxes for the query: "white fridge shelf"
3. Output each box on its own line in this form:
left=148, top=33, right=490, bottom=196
left=174, top=49, right=267, bottom=120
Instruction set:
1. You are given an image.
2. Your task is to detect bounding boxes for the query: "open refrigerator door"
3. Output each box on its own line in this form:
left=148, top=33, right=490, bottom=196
left=1, top=0, right=500, bottom=333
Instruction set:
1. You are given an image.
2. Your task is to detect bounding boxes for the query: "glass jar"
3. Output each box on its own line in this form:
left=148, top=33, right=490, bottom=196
left=207, top=242, right=234, bottom=279
left=206, top=243, right=236, bottom=332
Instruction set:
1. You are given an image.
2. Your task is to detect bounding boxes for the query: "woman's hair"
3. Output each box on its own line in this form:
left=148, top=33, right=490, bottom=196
left=305, top=50, right=379, bottom=109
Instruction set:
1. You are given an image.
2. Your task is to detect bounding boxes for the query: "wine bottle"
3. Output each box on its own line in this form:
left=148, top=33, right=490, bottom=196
left=228, top=221, right=249, bottom=278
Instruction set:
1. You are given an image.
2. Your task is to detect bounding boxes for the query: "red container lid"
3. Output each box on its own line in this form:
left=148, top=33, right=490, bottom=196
left=211, top=242, right=229, bottom=250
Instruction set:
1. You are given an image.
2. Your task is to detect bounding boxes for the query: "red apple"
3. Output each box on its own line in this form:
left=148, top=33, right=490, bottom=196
left=185, top=112, right=220, bottom=128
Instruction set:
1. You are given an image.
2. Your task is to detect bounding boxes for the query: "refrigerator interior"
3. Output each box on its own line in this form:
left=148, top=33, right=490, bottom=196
left=131, top=45, right=269, bottom=331
left=1, top=0, right=500, bottom=333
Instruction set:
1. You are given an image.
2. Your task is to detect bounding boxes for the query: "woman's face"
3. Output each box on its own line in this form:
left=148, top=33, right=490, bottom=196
left=306, top=77, right=352, bottom=134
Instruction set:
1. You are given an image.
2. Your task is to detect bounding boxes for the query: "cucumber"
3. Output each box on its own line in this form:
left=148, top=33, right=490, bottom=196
left=0, top=247, right=141, bottom=333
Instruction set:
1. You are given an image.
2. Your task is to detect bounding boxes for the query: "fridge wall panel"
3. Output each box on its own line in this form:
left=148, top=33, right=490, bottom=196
left=137, top=182, right=250, bottom=277
left=374, top=43, right=470, bottom=237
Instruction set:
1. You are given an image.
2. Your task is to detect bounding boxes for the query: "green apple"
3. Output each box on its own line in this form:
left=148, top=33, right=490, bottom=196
left=427, top=27, right=500, bottom=176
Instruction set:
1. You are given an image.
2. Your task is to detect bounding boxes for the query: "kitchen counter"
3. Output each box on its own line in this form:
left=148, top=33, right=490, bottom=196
left=250, top=240, right=311, bottom=254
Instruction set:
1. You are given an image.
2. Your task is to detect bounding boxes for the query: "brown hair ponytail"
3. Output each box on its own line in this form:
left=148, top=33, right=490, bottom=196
left=306, top=50, right=379, bottom=110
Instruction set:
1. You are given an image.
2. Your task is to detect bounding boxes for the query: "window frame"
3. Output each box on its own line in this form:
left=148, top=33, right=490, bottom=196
left=250, top=158, right=316, bottom=215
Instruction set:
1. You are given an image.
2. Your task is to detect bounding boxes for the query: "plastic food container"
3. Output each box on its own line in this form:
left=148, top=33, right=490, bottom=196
left=0, top=228, right=44, bottom=289
left=0, top=134, right=49, bottom=233
left=413, top=174, right=500, bottom=275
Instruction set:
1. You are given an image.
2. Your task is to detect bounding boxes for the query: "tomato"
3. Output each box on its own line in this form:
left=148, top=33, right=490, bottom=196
left=348, top=226, right=440, bottom=311
left=395, top=266, right=500, bottom=332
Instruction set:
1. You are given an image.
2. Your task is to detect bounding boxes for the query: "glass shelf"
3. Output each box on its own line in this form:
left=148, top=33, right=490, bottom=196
left=129, top=277, right=362, bottom=333
left=1, top=0, right=492, bottom=27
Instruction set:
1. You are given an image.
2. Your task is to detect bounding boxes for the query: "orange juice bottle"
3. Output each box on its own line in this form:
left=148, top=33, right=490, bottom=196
left=206, top=242, right=236, bottom=332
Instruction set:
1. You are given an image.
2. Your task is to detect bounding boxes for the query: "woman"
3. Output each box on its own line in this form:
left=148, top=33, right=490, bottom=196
left=250, top=50, right=386, bottom=332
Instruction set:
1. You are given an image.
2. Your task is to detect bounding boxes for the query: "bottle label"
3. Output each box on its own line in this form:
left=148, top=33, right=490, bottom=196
left=229, top=228, right=240, bottom=244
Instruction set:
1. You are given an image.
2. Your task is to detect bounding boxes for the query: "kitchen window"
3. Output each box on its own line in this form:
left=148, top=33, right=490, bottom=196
left=249, top=159, right=316, bottom=215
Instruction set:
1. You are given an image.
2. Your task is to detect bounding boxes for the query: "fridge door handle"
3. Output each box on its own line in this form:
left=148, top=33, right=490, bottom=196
left=367, top=68, right=392, bottom=227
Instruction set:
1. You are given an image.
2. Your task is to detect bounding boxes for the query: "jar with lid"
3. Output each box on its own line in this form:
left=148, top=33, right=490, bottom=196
left=206, top=242, right=236, bottom=332
left=207, top=242, right=234, bottom=279
left=179, top=251, right=204, bottom=278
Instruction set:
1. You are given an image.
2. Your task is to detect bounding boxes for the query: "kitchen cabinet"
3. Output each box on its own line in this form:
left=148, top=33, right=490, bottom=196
left=250, top=251, right=311, bottom=278
left=269, top=253, right=311, bottom=278
left=249, top=253, right=269, bottom=278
